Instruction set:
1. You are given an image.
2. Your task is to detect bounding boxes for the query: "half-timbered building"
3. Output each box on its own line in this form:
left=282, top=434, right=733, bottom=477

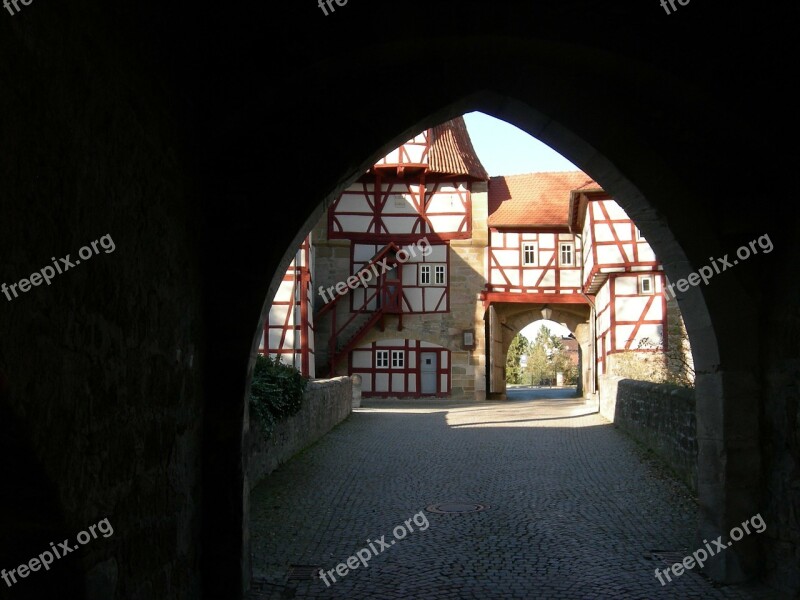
left=262, top=117, right=686, bottom=399
left=569, top=189, right=668, bottom=377
left=311, top=116, right=490, bottom=398
left=258, top=236, right=315, bottom=377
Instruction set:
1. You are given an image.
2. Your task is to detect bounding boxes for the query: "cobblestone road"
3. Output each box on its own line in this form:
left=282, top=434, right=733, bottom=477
left=248, top=391, right=776, bottom=599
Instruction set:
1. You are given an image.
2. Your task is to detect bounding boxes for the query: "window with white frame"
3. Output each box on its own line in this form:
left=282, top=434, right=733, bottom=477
left=419, top=265, right=431, bottom=285
left=391, top=350, right=405, bottom=368
left=560, top=242, right=575, bottom=266
left=419, top=264, right=446, bottom=285
left=375, top=350, right=389, bottom=368
left=434, top=265, right=446, bottom=285
left=639, top=275, right=654, bottom=295
left=521, top=242, right=537, bottom=266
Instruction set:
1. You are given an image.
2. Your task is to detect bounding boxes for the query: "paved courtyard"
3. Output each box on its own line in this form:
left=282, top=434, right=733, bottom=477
left=248, top=391, right=775, bottom=599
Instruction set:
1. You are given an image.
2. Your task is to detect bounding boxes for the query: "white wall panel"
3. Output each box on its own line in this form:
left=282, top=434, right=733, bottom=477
left=493, top=250, right=519, bottom=266
left=337, top=195, right=373, bottom=213
left=615, top=276, right=638, bottom=295
left=375, top=373, right=389, bottom=392
left=428, top=215, right=463, bottom=232
left=339, top=215, right=374, bottom=231
left=384, top=217, right=420, bottom=233
left=561, top=270, right=581, bottom=287
left=352, top=350, right=372, bottom=369
left=602, top=200, right=628, bottom=220
left=425, top=288, right=446, bottom=312
left=404, top=288, right=423, bottom=312
left=391, top=373, right=404, bottom=391
left=613, top=223, right=632, bottom=240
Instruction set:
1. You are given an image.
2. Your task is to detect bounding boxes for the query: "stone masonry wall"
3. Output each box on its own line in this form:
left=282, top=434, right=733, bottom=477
left=247, top=377, right=352, bottom=489
left=599, top=375, right=697, bottom=491
left=0, top=10, right=204, bottom=599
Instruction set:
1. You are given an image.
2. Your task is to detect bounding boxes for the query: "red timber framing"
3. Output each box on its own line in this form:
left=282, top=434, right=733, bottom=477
left=350, top=339, right=450, bottom=398
left=486, top=229, right=583, bottom=295
left=481, top=292, right=588, bottom=309
left=261, top=237, right=314, bottom=376
left=349, top=242, right=450, bottom=314
left=316, top=243, right=407, bottom=372
left=374, top=130, right=430, bottom=173
left=578, top=199, right=661, bottom=295
left=595, top=272, right=669, bottom=358
left=327, top=172, right=473, bottom=243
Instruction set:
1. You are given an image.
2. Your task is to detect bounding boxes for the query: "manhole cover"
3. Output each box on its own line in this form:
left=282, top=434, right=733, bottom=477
left=426, top=502, right=489, bottom=514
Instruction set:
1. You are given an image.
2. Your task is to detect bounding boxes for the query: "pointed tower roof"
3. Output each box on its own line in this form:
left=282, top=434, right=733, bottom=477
left=427, top=117, right=489, bottom=180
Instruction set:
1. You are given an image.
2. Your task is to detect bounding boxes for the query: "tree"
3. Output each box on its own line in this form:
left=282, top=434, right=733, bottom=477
left=522, top=326, right=578, bottom=386
left=525, top=341, right=550, bottom=385
left=505, top=334, right=529, bottom=385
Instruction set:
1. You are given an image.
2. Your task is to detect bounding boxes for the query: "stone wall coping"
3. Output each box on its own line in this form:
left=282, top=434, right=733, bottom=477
left=307, top=376, right=350, bottom=390
left=605, top=375, right=695, bottom=400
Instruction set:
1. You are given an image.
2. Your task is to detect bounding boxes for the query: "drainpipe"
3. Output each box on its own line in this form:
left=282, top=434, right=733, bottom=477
left=579, top=291, right=597, bottom=398
left=575, top=230, right=597, bottom=398
left=293, top=247, right=301, bottom=371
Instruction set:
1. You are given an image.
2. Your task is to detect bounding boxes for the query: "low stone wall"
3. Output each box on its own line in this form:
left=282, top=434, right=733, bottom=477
left=247, top=376, right=352, bottom=489
left=599, top=375, right=697, bottom=491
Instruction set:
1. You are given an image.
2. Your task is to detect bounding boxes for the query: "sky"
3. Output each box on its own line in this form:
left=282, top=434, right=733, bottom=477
left=463, top=112, right=576, bottom=341
left=462, top=111, right=578, bottom=176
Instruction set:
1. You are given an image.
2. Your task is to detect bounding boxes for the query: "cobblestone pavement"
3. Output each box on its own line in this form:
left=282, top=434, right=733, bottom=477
left=248, top=393, right=778, bottom=599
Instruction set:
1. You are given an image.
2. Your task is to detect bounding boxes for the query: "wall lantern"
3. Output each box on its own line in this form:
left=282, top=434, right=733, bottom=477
left=541, top=305, right=553, bottom=320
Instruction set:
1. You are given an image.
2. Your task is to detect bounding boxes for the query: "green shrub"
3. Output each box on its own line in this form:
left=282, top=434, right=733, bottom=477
left=249, top=354, right=309, bottom=439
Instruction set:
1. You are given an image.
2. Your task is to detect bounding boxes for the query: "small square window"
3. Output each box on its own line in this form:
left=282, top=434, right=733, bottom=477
left=376, top=350, right=389, bottom=368
left=639, top=275, right=654, bottom=295
left=391, top=350, right=405, bottom=369
left=434, top=265, right=446, bottom=285
left=522, top=242, right=537, bottom=266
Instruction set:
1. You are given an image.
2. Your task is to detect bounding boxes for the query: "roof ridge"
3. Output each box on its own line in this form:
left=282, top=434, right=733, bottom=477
left=490, top=170, right=591, bottom=179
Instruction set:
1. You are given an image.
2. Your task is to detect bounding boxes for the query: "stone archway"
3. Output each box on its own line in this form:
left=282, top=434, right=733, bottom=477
left=222, top=94, right=756, bottom=596
left=3, top=3, right=790, bottom=599
left=488, top=303, right=592, bottom=399
left=205, top=43, right=761, bottom=596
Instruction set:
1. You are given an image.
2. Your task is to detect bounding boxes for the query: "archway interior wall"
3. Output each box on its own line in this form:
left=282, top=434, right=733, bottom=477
left=489, top=303, right=590, bottom=397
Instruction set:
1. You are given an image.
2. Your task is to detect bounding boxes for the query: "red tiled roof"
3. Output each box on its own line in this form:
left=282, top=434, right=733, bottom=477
left=427, top=117, right=489, bottom=180
left=488, top=171, right=600, bottom=227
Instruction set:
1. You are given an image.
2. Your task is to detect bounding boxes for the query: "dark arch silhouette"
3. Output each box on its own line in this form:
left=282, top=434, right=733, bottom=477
left=205, top=78, right=757, bottom=595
